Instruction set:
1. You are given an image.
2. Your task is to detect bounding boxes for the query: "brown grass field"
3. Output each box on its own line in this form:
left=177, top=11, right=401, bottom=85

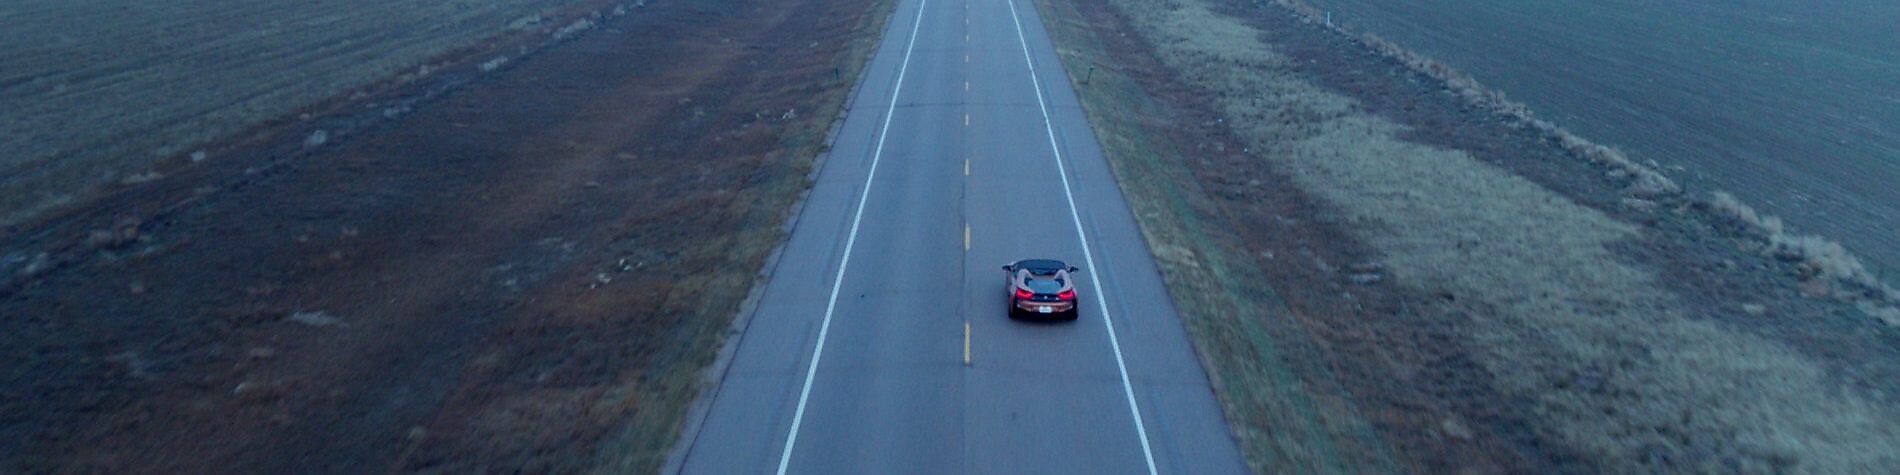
left=1036, top=0, right=1900, bottom=471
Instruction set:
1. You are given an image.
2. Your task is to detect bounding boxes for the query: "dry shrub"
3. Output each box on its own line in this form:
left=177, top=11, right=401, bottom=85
left=1711, top=192, right=1900, bottom=304
left=1862, top=302, right=1900, bottom=327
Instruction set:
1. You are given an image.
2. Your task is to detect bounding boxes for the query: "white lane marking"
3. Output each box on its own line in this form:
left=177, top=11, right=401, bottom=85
left=1002, top=0, right=1159, bottom=473
left=776, top=0, right=931, bottom=472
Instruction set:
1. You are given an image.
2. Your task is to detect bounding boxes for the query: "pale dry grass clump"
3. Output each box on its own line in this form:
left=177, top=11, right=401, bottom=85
left=1261, top=0, right=1900, bottom=322
left=1711, top=192, right=1900, bottom=319
left=1106, top=0, right=1900, bottom=470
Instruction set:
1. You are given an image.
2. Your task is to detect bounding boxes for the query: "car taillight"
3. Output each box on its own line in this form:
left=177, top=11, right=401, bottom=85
left=1058, top=289, right=1075, bottom=300
left=1015, top=288, right=1034, bottom=299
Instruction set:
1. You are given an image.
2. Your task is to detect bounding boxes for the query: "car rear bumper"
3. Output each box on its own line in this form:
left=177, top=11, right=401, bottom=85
left=1013, top=299, right=1075, bottom=316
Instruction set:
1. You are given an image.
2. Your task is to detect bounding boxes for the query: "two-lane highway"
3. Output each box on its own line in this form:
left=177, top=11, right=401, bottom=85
left=670, top=0, right=1245, bottom=472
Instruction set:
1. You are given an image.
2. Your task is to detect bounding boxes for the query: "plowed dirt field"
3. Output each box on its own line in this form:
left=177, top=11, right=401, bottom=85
left=0, top=0, right=888, bottom=471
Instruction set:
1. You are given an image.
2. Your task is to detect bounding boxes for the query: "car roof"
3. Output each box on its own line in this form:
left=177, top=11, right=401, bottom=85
left=1014, top=259, right=1069, bottom=273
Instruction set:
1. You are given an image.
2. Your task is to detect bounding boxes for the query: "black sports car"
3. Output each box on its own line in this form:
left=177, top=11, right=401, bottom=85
left=1002, top=259, right=1080, bottom=320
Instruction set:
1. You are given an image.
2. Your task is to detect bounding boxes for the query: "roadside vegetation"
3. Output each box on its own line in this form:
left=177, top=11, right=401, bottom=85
left=1036, top=0, right=1900, bottom=471
left=1036, top=0, right=1396, bottom=471
left=586, top=1, right=894, bottom=470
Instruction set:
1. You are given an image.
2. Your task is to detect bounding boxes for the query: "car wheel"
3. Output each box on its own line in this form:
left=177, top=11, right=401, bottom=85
left=1063, top=308, right=1080, bottom=321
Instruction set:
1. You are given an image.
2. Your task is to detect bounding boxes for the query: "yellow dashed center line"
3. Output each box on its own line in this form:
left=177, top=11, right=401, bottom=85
left=961, top=0, right=973, bottom=369
left=963, top=321, right=972, bottom=365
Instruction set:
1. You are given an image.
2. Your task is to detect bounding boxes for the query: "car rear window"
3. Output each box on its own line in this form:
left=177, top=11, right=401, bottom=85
left=1024, top=277, right=1064, bottom=294
left=1018, top=259, right=1066, bottom=274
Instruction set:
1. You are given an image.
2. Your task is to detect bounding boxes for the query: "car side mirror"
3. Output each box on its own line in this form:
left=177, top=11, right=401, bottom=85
left=1069, top=266, right=1080, bottom=273
left=1001, top=265, right=1013, bottom=271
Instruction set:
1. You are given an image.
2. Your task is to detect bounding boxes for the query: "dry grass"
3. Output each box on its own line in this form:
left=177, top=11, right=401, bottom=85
left=1261, top=0, right=1900, bottom=323
left=0, top=0, right=596, bottom=226
left=1039, top=1, right=1399, bottom=471
left=1058, top=0, right=1900, bottom=471
left=1710, top=192, right=1900, bottom=318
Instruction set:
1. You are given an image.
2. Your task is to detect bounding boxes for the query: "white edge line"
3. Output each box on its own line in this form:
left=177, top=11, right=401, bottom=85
left=1003, top=0, right=1160, bottom=474
left=775, top=0, right=930, bottom=473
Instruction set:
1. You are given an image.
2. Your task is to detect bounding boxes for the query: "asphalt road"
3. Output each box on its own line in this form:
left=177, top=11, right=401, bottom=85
left=669, top=0, right=1245, bottom=472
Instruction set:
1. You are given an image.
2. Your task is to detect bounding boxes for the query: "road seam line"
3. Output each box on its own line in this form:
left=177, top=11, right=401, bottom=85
left=774, top=0, right=930, bottom=472
left=1002, top=0, right=1160, bottom=473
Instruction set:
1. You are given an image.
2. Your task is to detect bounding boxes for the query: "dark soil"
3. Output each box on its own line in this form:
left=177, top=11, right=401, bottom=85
left=0, top=0, right=885, bottom=472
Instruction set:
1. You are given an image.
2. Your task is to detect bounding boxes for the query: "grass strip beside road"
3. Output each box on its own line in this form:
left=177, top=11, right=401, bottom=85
left=586, top=0, right=896, bottom=472
left=1033, top=0, right=1396, bottom=471
left=1035, top=0, right=1900, bottom=472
